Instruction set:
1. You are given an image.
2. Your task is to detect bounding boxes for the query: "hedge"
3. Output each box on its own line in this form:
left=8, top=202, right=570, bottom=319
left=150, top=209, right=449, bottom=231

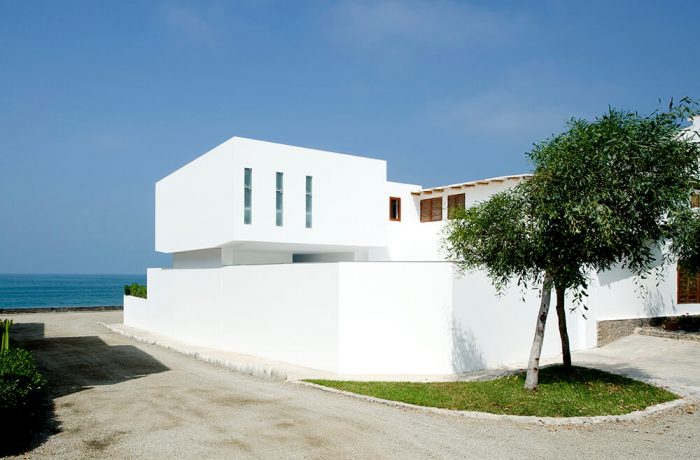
left=124, top=283, right=147, bottom=299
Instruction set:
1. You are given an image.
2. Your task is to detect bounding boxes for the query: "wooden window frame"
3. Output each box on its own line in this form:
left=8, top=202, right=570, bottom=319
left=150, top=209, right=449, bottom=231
left=389, top=197, right=401, bottom=221
left=420, top=197, right=443, bottom=222
left=678, top=269, right=700, bottom=304
left=447, top=193, right=466, bottom=219
left=691, top=190, right=700, bottom=209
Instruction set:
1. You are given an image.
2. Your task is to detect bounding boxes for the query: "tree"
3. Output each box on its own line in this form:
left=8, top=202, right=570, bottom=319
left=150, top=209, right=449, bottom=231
left=444, top=100, right=700, bottom=390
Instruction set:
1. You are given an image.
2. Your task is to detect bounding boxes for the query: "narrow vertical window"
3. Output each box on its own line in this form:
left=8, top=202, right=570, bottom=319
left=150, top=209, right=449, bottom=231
left=305, top=176, right=313, bottom=228
left=389, top=197, right=401, bottom=221
left=276, top=172, right=283, bottom=226
left=244, top=168, right=252, bottom=224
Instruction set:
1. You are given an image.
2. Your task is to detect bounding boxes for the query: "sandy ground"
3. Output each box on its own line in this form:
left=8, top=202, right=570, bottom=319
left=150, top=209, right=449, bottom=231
left=5, top=310, right=700, bottom=459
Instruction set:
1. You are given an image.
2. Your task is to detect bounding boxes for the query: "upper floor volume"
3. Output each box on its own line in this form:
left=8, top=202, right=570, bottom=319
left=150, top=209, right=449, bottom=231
left=155, top=136, right=388, bottom=255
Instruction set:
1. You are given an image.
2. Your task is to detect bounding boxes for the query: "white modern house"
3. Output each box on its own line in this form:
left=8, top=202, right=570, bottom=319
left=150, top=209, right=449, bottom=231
left=125, top=132, right=700, bottom=375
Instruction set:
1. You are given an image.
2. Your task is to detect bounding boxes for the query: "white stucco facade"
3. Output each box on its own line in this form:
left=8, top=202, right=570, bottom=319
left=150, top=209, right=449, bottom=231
left=126, top=134, right=700, bottom=375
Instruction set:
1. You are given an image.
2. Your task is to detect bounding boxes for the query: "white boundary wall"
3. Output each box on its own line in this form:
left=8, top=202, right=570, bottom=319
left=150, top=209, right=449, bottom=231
left=126, top=262, right=665, bottom=375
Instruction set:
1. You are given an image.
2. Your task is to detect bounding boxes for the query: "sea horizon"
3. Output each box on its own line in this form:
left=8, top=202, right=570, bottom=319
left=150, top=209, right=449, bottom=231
left=0, top=273, right=147, bottom=309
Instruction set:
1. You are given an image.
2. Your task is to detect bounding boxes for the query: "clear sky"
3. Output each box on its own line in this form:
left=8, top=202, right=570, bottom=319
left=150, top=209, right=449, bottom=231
left=1, top=1, right=698, bottom=274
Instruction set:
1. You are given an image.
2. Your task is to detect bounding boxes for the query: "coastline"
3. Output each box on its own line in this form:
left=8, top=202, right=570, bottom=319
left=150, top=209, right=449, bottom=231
left=0, top=306, right=123, bottom=314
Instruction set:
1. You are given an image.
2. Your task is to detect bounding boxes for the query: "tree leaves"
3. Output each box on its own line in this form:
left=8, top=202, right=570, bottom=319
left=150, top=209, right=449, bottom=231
left=444, top=99, right=700, bottom=295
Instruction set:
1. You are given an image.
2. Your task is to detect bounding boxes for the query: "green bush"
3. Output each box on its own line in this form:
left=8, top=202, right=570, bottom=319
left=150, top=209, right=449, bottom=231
left=0, top=348, right=47, bottom=412
left=0, top=319, right=12, bottom=352
left=124, top=283, right=147, bottom=299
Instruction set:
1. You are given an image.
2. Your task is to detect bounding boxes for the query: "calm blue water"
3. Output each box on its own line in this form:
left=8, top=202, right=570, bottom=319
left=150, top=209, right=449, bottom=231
left=0, top=274, right=146, bottom=309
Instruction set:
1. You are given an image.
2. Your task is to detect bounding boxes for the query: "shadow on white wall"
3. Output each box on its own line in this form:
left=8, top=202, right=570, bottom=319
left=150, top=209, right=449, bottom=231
left=451, top=323, right=485, bottom=373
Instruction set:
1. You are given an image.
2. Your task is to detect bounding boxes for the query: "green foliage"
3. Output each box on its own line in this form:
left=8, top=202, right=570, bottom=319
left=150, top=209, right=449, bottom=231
left=670, top=206, right=700, bottom=274
left=0, top=348, right=47, bottom=411
left=0, top=319, right=12, bottom=352
left=445, top=99, right=700, bottom=298
left=124, top=283, right=147, bottom=299
left=307, top=365, right=677, bottom=417
left=445, top=189, right=536, bottom=293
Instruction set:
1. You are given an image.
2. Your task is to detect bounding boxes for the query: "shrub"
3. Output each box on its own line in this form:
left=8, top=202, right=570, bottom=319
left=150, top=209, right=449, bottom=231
left=0, top=348, right=47, bottom=412
left=124, top=283, right=147, bottom=299
left=0, top=319, right=12, bottom=352
left=0, top=348, right=49, bottom=455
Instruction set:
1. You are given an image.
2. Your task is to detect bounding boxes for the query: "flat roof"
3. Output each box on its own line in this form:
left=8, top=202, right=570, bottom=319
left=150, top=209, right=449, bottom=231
left=411, top=174, right=531, bottom=196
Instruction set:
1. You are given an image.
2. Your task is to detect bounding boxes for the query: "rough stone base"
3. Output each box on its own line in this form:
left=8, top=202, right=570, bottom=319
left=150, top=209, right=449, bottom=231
left=597, top=315, right=700, bottom=346
left=637, top=327, right=700, bottom=343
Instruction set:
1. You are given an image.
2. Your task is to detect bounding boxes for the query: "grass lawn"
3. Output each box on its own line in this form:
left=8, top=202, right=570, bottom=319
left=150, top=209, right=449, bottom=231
left=306, top=365, right=678, bottom=417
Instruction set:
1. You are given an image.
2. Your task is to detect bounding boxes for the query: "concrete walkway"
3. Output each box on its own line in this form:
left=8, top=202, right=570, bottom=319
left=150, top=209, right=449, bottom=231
left=6, top=310, right=700, bottom=459
left=568, top=334, right=700, bottom=398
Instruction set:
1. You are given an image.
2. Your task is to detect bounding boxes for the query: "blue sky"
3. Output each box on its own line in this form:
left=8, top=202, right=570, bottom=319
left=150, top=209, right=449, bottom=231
left=1, top=0, right=698, bottom=274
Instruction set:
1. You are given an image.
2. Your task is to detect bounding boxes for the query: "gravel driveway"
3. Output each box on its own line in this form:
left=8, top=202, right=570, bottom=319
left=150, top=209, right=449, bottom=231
left=6, top=310, right=700, bottom=459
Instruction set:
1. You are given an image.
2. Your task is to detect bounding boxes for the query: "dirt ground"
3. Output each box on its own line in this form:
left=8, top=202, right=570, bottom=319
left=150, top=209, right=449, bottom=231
left=6, top=310, right=700, bottom=459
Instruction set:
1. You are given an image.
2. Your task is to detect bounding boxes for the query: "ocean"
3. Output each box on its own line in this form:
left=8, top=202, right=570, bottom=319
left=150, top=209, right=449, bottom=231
left=0, top=274, right=147, bottom=309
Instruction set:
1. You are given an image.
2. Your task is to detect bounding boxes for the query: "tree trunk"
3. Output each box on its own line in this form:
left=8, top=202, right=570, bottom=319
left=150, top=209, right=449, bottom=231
left=524, top=274, right=553, bottom=391
left=555, top=286, right=572, bottom=371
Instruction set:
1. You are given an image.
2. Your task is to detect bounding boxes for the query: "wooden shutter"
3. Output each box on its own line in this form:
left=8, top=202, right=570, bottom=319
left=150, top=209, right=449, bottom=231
left=691, top=192, right=700, bottom=209
left=447, top=193, right=465, bottom=219
left=420, top=199, right=431, bottom=222
left=420, top=197, right=443, bottom=222
left=678, top=269, right=700, bottom=304
left=430, top=197, right=442, bottom=221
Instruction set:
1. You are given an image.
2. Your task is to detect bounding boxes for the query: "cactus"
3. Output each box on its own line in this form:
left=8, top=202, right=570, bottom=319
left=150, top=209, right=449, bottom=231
left=0, top=319, right=12, bottom=352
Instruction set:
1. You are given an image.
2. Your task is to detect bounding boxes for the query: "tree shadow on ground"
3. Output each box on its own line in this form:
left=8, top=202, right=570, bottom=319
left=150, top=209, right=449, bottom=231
left=563, top=361, right=664, bottom=386
left=2, top=321, right=169, bottom=456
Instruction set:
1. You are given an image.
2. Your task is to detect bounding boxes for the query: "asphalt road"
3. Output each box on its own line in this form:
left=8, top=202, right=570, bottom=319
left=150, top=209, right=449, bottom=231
left=7, top=311, right=700, bottom=459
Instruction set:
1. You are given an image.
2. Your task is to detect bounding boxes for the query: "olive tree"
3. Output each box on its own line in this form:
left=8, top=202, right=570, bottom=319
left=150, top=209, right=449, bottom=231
left=444, top=100, right=700, bottom=390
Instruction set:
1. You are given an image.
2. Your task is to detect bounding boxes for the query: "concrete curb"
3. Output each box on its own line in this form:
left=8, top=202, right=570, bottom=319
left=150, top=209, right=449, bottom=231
left=97, top=322, right=287, bottom=382
left=296, top=381, right=696, bottom=426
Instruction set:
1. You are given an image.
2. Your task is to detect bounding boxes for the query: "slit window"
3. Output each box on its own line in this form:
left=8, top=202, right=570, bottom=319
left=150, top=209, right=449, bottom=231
left=305, top=176, right=313, bottom=228
left=244, top=167, right=252, bottom=225
left=447, top=193, right=466, bottom=219
left=420, top=197, right=442, bottom=222
left=389, top=197, right=401, bottom=221
left=276, top=172, right=283, bottom=226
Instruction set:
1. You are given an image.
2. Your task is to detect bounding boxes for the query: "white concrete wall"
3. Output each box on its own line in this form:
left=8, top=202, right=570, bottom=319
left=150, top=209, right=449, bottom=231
left=451, top=270, right=587, bottom=370
left=380, top=179, right=524, bottom=262
left=156, top=136, right=388, bottom=255
left=156, top=142, right=236, bottom=253
left=584, top=261, right=700, bottom=348
left=123, top=295, right=150, bottom=326
left=126, top=262, right=594, bottom=375
left=126, top=266, right=340, bottom=372
left=172, top=248, right=222, bottom=268
left=337, top=262, right=454, bottom=374
left=230, top=137, right=387, bottom=250
left=222, top=249, right=292, bottom=265
left=218, top=264, right=340, bottom=371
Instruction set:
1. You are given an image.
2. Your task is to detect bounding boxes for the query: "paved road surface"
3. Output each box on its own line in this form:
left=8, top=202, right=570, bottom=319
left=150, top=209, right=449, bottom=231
left=7, top=311, right=700, bottom=459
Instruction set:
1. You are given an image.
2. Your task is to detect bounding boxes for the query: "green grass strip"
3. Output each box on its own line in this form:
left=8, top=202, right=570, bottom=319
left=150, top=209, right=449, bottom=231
left=306, top=365, right=678, bottom=417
